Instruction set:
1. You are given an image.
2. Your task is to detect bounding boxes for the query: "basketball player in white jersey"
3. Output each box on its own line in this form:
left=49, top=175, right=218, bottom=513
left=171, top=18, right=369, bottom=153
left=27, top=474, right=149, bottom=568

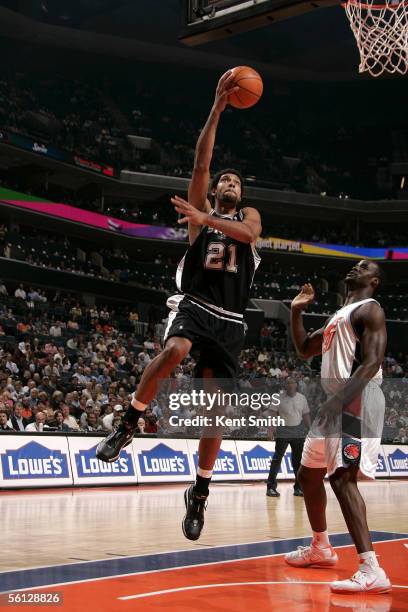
left=285, top=259, right=391, bottom=594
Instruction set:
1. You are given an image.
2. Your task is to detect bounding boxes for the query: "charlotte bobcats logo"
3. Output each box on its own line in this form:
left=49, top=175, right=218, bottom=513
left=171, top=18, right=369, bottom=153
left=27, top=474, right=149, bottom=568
left=322, top=318, right=343, bottom=353
left=342, top=440, right=361, bottom=465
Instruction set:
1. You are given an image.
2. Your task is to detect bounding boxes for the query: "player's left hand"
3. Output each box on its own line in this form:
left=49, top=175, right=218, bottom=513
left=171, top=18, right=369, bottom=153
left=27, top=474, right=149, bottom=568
left=171, top=195, right=208, bottom=226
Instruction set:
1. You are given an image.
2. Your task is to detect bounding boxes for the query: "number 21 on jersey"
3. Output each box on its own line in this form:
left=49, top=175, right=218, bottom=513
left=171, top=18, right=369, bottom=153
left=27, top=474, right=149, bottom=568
left=204, top=242, right=238, bottom=273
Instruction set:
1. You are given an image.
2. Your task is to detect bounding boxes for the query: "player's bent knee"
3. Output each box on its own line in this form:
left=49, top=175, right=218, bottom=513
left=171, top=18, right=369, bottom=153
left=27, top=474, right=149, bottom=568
left=162, top=339, right=190, bottom=366
left=329, top=466, right=358, bottom=492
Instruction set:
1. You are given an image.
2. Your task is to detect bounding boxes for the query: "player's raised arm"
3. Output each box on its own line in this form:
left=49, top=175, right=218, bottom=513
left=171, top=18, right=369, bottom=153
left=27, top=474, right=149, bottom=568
left=290, top=284, right=324, bottom=359
left=187, top=71, right=237, bottom=244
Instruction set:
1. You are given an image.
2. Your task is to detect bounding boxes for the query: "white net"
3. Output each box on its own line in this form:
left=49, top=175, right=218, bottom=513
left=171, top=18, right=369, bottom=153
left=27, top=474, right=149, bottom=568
left=344, top=0, right=408, bottom=76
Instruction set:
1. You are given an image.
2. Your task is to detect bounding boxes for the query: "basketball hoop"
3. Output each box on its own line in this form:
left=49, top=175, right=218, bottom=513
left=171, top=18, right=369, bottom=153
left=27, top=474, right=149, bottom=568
left=343, top=0, right=408, bottom=76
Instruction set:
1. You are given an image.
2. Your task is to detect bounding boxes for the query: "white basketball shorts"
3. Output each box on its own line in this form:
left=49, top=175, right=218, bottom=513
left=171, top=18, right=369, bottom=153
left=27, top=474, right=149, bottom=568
left=301, top=382, right=385, bottom=479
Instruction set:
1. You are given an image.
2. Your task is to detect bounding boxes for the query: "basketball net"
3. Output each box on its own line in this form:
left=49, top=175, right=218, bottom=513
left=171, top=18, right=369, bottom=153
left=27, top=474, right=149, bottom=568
left=343, top=0, right=408, bottom=76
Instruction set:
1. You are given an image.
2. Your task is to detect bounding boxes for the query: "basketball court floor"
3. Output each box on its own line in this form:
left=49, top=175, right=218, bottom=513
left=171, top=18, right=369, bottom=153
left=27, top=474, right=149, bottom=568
left=0, top=480, right=407, bottom=611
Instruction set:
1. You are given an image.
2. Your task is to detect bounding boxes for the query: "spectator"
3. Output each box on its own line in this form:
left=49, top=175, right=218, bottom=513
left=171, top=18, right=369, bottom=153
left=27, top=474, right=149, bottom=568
left=20, top=397, right=33, bottom=422
left=82, top=411, right=102, bottom=432
left=79, top=399, right=96, bottom=428
left=144, top=407, right=159, bottom=434
left=136, top=417, right=146, bottom=434
left=25, top=411, right=47, bottom=432
left=53, top=410, right=72, bottom=432
left=7, top=402, right=29, bottom=431
left=0, top=410, right=13, bottom=431
left=17, top=320, right=31, bottom=334
left=14, top=284, right=26, bottom=300
left=61, top=404, right=80, bottom=431
left=111, top=411, right=123, bottom=432
left=49, top=321, right=62, bottom=337
left=28, top=287, right=41, bottom=301
left=269, top=362, right=283, bottom=378
left=266, top=378, right=311, bottom=498
left=129, top=310, right=139, bottom=323
left=258, top=349, right=269, bottom=364
left=260, top=323, right=271, bottom=349
left=102, top=404, right=124, bottom=432
left=0, top=280, right=8, bottom=296
left=398, top=407, right=408, bottom=428
left=393, top=427, right=408, bottom=444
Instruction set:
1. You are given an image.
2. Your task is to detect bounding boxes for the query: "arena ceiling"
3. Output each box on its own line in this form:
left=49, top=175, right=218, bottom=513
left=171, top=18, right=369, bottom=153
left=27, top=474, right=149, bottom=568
left=0, top=0, right=385, bottom=80
left=80, top=0, right=358, bottom=75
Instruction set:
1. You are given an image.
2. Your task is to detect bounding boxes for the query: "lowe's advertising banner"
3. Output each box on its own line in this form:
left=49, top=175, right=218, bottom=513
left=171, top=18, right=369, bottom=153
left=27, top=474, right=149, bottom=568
left=133, top=439, right=194, bottom=483
left=68, top=437, right=137, bottom=485
left=375, top=449, right=389, bottom=478
left=236, top=441, right=286, bottom=481
left=187, top=439, right=241, bottom=481
left=383, top=445, right=408, bottom=477
left=0, top=436, right=72, bottom=488
left=0, top=436, right=403, bottom=488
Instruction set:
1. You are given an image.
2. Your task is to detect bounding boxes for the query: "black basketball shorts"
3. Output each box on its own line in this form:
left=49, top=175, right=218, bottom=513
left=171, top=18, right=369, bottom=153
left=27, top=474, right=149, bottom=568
left=163, top=295, right=245, bottom=379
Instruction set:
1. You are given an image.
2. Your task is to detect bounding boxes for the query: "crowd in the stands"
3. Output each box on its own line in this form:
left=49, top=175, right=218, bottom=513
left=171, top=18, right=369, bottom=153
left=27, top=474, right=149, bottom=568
left=0, top=67, right=404, bottom=199
left=0, top=283, right=407, bottom=443
left=0, top=75, right=130, bottom=170
left=1, top=221, right=407, bottom=321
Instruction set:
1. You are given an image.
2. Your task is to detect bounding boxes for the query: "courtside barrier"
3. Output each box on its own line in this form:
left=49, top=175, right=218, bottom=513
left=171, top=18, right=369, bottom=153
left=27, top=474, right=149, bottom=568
left=0, top=434, right=404, bottom=489
left=382, top=444, right=408, bottom=477
left=68, top=436, right=137, bottom=485
left=235, top=440, right=287, bottom=480
left=133, top=438, right=194, bottom=484
left=188, top=439, right=242, bottom=481
left=0, top=436, right=72, bottom=488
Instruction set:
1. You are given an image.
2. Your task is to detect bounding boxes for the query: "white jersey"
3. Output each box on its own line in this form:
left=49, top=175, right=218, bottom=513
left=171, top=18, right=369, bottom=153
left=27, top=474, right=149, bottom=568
left=321, top=298, right=383, bottom=394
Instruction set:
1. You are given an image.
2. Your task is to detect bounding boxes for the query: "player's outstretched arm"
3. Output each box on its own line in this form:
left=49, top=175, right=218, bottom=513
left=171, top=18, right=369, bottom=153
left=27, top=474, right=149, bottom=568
left=206, top=206, right=261, bottom=244
left=290, top=284, right=324, bottom=359
left=187, top=71, right=238, bottom=244
left=171, top=198, right=261, bottom=245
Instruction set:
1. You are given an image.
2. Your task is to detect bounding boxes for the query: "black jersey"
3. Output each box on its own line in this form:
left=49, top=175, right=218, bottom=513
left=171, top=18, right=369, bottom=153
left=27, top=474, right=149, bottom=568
left=176, top=209, right=261, bottom=316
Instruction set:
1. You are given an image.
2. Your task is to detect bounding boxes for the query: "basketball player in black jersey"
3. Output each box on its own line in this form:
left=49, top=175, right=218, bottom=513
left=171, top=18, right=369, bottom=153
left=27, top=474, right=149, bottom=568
left=96, top=70, right=262, bottom=540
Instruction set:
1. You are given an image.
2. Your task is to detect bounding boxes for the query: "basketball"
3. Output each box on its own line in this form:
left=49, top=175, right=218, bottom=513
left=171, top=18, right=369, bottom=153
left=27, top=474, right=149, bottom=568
left=228, top=66, right=263, bottom=109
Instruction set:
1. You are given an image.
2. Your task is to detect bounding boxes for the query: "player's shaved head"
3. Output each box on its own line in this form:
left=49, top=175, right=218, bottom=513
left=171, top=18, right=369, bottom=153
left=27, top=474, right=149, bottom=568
left=371, top=261, right=386, bottom=292
left=345, top=259, right=385, bottom=295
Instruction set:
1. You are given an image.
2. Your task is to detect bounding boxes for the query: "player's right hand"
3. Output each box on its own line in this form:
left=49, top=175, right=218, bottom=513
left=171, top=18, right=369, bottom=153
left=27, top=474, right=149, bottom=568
left=213, top=70, right=239, bottom=113
left=291, top=283, right=315, bottom=311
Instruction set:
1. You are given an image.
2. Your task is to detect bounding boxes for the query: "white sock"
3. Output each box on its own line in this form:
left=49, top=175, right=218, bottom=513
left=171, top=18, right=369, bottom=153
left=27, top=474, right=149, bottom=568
left=312, top=530, right=330, bottom=549
left=131, top=395, right=147, bottom=411
left=197, top=467, right=213, bottom=478
left=359, top=551, right=379, bottom=568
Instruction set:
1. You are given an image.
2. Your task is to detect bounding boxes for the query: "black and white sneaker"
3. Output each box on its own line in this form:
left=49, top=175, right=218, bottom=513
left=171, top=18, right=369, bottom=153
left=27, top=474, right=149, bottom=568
left=96, top=423, right=134, bottom=463
left=182, top=485, right=208, bottom=541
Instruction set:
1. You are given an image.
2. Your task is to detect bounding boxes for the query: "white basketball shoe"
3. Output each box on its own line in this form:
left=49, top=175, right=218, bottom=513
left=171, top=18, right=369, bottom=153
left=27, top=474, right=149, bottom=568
left=331, top=564, right=391, bottom=594
left=285, top=543, right=339, bottom=568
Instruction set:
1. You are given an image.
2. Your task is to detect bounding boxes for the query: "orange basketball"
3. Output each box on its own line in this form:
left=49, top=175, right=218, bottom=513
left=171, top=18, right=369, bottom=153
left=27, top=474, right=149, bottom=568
left=228, top=66, right=263, bottom=109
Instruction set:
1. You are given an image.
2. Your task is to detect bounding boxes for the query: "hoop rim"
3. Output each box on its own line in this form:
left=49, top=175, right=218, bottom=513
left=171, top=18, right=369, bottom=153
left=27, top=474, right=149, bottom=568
left=343, top=0, right=408, bottom=8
